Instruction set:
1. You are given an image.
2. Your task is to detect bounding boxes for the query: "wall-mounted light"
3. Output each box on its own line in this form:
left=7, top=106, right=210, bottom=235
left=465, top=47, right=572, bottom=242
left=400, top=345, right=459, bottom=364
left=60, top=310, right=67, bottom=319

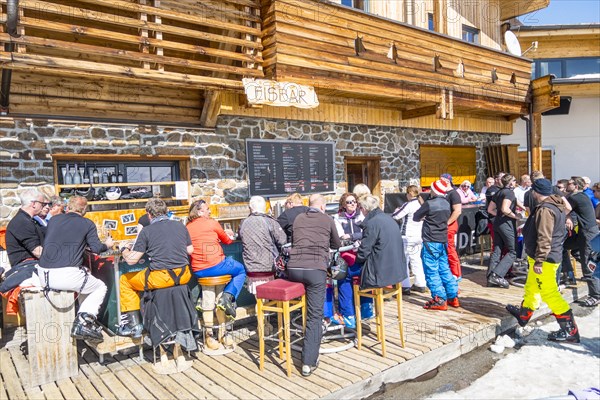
left=456, top=60, right=465, bottom=78
left=387, top=42, right=398, bottom=63
left=354, top=35, right=366, bottom=56
left=491, top=68, right=498, bottom=83
left=433, top=55, right=442, bottom=72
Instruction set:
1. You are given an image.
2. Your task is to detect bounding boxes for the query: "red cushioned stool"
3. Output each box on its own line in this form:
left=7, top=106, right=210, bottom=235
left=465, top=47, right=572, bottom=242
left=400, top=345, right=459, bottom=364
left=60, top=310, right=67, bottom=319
left=352, top=276, right=405, bottom=358
left=256, top=279, right=306, bottom=377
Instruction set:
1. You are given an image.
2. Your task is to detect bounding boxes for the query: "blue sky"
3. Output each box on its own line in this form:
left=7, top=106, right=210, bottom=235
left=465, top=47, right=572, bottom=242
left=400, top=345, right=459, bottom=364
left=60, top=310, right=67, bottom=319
left=520, top=0, right=600, bottom=25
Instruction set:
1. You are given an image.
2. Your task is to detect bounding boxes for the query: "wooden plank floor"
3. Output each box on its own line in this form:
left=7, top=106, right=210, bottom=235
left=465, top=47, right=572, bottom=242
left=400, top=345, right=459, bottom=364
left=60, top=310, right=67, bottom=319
left=0, top=259, right=589, bottom=400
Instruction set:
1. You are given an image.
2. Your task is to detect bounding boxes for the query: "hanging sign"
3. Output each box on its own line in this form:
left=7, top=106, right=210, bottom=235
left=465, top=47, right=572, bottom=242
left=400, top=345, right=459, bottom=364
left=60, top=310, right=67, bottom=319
left=242, top=78, right=319, bottom=109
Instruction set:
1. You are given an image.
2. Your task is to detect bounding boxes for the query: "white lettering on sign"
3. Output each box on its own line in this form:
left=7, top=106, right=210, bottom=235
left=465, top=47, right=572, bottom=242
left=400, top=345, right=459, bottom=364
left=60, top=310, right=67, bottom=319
left=242, top=78, right=319, bottom=109
left=458, top=231, right=477, bottom=250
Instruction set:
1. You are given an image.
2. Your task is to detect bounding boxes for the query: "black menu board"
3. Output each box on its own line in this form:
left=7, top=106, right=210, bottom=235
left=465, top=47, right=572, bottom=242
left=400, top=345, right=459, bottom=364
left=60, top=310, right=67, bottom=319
left=246, top=139, right=335, bottom=197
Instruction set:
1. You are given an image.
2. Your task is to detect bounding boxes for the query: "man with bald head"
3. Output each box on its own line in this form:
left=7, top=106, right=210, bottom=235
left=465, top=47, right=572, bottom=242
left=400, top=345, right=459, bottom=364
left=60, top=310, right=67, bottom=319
left=287, top=193, right=341, bottom=377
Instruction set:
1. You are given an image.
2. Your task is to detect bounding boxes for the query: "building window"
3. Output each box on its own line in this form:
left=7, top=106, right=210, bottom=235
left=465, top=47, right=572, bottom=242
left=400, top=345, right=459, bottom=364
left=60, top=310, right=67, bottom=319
left=539, top=60, right=563, bottom=78
left=428, top=13, right=434, bottom=31
left=341, top=0, right=367, bottom=11
left=532, top=57, right=600, bottom=79
left=462, top=25, right=480, bottom=44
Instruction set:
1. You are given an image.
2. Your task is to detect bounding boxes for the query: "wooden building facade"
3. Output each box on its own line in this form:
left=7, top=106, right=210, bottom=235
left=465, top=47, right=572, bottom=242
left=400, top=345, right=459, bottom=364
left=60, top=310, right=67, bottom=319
left=503, top=23, right=600, bottom=182
left=0, top=0, right=556, bottom=225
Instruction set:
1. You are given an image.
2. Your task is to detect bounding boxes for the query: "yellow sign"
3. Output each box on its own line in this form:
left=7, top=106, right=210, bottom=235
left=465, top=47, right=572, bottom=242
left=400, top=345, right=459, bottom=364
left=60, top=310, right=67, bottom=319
left=242, top=78, right=319, bottom=109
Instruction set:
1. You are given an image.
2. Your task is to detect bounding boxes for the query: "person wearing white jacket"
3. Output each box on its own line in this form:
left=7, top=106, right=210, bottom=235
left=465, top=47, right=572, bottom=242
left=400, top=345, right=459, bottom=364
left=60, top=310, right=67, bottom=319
left=393, top=185, right=427, bottom=293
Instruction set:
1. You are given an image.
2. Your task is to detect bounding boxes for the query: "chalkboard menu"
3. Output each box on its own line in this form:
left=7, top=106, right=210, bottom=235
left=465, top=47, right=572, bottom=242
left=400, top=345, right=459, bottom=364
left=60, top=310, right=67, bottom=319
left=246, top=139, right=335, bottom=197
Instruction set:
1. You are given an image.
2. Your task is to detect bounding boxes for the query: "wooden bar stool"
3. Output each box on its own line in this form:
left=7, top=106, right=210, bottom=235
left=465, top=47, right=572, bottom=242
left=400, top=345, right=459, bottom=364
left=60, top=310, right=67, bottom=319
left=353, top=277, right=405, bottom=358
left=197, top=275, right=233, bottom=353
left=479, top=234, right=491, bottom=265
left=255, top=279, right=306, bottom=377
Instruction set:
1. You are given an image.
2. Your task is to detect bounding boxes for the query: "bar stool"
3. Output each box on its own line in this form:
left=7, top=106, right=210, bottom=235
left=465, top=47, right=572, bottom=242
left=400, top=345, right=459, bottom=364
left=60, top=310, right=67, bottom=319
left=197, top=275, right=233, bottom=353
left=353, top=277, right=405, bottom=358
left=479, top=234, right=491, bottom=265
left=255, top=279, right=306, bottom=377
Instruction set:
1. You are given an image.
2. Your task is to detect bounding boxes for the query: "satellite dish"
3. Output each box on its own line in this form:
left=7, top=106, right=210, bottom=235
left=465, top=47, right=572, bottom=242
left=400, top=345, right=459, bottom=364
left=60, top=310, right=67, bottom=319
left=504, top=31, right=522, bottom=56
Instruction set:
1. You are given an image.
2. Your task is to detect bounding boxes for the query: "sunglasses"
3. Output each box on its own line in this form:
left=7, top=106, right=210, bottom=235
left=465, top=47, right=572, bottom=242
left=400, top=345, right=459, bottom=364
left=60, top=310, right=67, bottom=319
left=557, top=186, right=565, bottom=190
left=346, top=200, right=357, bottom=205
left=193, top=199, right=206, bottom=206
left=33, top=200, right=51, bottom=207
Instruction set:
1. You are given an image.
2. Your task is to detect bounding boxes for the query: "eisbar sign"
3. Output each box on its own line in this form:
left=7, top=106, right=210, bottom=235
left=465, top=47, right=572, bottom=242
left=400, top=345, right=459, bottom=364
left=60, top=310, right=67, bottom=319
left=242, top=78, right=319, bottom=109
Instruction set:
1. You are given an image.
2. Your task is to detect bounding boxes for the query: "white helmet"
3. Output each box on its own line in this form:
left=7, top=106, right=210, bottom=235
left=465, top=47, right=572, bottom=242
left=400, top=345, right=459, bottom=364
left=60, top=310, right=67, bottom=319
left=105, top=187, right=122, bottom=200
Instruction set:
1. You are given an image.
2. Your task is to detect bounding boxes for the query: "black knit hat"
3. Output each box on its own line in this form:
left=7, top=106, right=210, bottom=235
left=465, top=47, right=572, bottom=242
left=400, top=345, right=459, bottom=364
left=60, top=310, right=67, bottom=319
left=532, top=178, right=553, bottom=196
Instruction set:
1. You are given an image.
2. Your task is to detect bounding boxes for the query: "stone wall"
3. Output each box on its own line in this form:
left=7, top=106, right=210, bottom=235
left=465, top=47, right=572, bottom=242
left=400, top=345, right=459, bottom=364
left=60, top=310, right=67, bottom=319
left=0, top=116, right=500, bottom=225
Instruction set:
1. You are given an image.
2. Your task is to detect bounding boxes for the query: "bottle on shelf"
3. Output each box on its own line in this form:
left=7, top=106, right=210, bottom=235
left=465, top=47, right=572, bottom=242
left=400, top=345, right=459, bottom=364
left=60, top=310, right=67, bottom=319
left=60, top=166, right=67, bottom=185
left=64, top=163, right=73, bottom=185
left=92, top=165, right=100, bottom=184
left=109, top=168, right=117, bottom=183
left=83, top=162, right=90, bottom=184
left=117, top=166, right=124, bottom=183
left=101, top=168, right=109, bottom=184
left=73, top=163, right=82, bottom=185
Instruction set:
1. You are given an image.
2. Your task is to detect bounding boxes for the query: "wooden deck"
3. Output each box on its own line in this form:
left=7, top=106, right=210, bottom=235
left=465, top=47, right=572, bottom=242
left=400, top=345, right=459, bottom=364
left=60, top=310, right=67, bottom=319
left=0, top=260, right=588, bottom=400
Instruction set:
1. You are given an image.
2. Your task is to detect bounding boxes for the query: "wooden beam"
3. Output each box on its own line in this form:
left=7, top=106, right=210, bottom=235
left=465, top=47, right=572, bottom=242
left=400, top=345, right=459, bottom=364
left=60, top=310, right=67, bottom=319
left=139, top=0, right=150, bottom=70
left=532, top=92, right=560, bottom=114
left=531, top=75, right=560, bottom=114
left=16, top=17, right=262, bottom=64
left=152, top=0, right=164, bottom=72
left=277, top=65, right=528, bottom=116
left=4, top=0, right=262, bottom=50
left=73, top=0, right=261, bottom=36
left=199, top=1, right=248, bottom=128
left=0, top=33, right=263, bottom=78
left=439, top=89, right=446, bottom=119
left=402, top=104, right=438, bottom=120
left=531, top=112, right=543, bottom=171
left=200, top=91, right=222, bottom=127
left=500, top=0, right=550, bottom=21
left=0, top=52, right=244, bottom=90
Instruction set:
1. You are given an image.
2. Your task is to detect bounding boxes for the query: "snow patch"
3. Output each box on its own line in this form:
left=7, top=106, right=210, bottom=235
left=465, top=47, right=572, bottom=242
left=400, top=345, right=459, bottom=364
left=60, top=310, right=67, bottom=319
left=429, top=308, right=600, bottom=399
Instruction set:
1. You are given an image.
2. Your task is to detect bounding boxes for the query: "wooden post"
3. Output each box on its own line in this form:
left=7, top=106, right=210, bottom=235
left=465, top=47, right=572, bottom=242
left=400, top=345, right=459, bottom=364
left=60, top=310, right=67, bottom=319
left=22, top=290, right=78, bottom=387
left=531, top=112, right=543, bottom=172
left=139, top=0, right=150, bottom=69
left=153, top=0, right=164, bottom=72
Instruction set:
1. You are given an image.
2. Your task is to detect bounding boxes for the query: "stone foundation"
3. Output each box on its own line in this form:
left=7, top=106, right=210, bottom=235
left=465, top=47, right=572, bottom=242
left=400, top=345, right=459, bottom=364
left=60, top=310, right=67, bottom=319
left=0, top=116, right=500, bottom=225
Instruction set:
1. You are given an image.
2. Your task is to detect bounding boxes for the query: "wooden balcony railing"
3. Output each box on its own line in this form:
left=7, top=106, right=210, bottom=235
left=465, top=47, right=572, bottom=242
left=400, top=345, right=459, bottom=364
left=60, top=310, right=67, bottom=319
left=0, top=0, right=263, bottom=122
left=262, top=0, right=533, bottom=118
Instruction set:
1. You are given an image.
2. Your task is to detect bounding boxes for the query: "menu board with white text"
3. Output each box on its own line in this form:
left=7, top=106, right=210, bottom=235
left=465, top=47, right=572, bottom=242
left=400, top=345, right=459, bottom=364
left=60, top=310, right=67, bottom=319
left=246, top=139, right=335, bottom=197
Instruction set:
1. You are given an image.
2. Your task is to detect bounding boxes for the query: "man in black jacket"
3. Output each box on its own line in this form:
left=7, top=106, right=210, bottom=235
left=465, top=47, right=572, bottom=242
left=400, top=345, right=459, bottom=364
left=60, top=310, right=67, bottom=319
left=38, top=196, right=114, bottom=342
left=565, top=177, right=600, bottom=306
left=277, top=193, right=309, bottom=242
left=357, top=194, right=407, bottom=289
left=287, top=194, right=340, bottom=377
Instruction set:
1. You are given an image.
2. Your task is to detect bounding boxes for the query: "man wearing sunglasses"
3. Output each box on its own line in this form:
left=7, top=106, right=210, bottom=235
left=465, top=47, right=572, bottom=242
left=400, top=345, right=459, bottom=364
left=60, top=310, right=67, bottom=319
left=5, top=189, right=47, bottom=268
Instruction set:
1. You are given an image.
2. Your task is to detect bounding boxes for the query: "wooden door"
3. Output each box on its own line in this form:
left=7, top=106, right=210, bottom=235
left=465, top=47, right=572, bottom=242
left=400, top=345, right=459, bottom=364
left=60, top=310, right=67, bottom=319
left=517, top=150, right=553, bottom=181
left=345, top=157, right=381, bottom=196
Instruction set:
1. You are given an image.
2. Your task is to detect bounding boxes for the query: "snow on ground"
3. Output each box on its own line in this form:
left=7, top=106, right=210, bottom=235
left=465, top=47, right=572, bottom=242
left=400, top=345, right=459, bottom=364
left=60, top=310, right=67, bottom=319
left=429, top=307, right=600, bottom=400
